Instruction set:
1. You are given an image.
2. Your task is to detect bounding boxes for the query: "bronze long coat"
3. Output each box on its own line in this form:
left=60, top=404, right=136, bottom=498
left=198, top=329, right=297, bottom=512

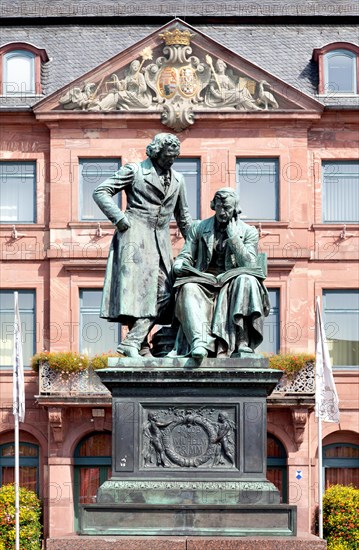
left=173, top=216, right=270, bottom=354
left=93, top=158, right=192, bottom=322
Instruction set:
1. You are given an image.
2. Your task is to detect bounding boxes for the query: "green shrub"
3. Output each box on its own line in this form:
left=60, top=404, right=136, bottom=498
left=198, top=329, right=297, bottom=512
left=31, top=351, right=118, bottom=373
left=31, top=351, right=89, bottom=373
left=90, top=353, right=119, bottom=370
left=323, top=484, right=359, bottom=549
left=268, top=353, right=315, bottom=378
left=0, top=484, right=42, bottom=550
left=327, top=541, right=354, bottom=550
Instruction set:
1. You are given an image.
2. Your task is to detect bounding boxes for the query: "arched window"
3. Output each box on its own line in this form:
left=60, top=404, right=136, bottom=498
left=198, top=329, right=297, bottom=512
left=0, top=42, right=48, bottom=96
left=267, top=434, right=287, bottom=503
left=324, top=50, right=357, bottom=94
left=74, top=433, right=111, bottom=529
left=323, top=443, right=359, bottom=489
left=3, top=50, right=35, bottom=95
left=0, top=442, right=39, bottom=494
left=313, top=43, right=359, bottom=95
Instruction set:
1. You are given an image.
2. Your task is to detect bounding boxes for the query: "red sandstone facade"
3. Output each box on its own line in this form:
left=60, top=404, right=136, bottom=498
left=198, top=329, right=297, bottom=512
left=0, top=14, right=358, bottom=546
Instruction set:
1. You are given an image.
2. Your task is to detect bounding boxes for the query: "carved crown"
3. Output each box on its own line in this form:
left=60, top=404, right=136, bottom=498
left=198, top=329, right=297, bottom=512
left=159, top=28, right=194, bottom=46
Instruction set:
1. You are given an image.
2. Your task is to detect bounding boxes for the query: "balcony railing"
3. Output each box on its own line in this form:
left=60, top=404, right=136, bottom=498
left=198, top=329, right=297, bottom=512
left=273, top=362, right=315, bottom=394
left=39, top=363, right=110, bottom=395
left=38, top=361, right=315, bottom=397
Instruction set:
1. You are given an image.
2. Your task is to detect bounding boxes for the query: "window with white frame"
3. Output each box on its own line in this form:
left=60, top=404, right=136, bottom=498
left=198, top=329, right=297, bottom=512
left=173, top=158, right=200, bottom=219
left=0, top=290, right=36, bottom=368
left=79, top=159, right=121, bottom=221
left=323, top=290, right=359, bottom=369
left=3, top=50, right=35, bottom=95
left=0, top=161, right=36, bottom=223
left=256, top=289, right=280, bottom=354
left=79, top=289, right=120, bottom=356
left=324, top=50, right=357, bottom=94
left=236, top=159, right=279, bottom=221
left=322, top=161, right=359, bottom=223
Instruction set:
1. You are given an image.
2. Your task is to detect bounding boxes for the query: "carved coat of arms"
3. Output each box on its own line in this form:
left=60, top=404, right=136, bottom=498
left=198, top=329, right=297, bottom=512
left=59, top=25, right=279, bottom=131
left=142, top=407, right=236, bottom=469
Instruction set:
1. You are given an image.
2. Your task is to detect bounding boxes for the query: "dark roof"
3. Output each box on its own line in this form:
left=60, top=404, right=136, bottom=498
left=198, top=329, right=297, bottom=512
left=0, top=23, right=358, bottom=109
left=1, top=0, right=359, bottom=18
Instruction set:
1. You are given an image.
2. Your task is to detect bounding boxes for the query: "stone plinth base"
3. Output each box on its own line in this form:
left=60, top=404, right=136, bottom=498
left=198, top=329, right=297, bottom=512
left=46, top=535, right=326, bottom=550
left=79, top=503, right=296, bottom=536
left=83, top=358, right=294, bottom=538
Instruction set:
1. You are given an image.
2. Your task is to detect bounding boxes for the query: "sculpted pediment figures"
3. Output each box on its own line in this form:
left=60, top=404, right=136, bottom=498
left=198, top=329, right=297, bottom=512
left=35, top=20, right=322, bottom=130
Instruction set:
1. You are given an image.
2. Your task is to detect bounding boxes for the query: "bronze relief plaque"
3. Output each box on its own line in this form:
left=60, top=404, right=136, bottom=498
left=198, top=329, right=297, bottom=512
left=141, top=406, right=237, bottom=469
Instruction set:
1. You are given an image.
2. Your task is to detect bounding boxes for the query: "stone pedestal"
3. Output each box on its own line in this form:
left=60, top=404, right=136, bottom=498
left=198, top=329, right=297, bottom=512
left=79, top=357, right=297, bottom=536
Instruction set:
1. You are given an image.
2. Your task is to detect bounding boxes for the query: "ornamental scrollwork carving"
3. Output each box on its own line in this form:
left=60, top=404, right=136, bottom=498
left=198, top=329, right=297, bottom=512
left=48, top=407, right=64, bottom=443
left=142, top=407, right=236, bottom=469
left=58, top=25, right=280, bottom=131
left=291, top=408, right=308, bottom=449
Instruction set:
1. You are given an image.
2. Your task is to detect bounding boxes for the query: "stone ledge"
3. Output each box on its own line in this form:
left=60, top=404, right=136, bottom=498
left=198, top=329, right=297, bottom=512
left=97, top=479, right=280, bottom=506
left=186, top=536, right=327, bottom=549
left=46, top=537, right=185, bottom=550
left=98, top=358, right=283, bottom=397
left=79, top=503, right=296, bottom=537
left=106, top=357, right=269, bottom=370
left=46, top=535, right=326, bottom=550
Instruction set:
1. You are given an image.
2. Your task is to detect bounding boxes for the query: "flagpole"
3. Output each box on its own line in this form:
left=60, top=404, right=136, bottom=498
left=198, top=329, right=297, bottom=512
left=13, top=291, right=25, bottom=550
left=315, top=295, right=323, bottom=538
left=317, top=413, right=323, bottom=538
left=315, top=295, right=340, bottom=540
left=14, top=407, right=20, bottom=550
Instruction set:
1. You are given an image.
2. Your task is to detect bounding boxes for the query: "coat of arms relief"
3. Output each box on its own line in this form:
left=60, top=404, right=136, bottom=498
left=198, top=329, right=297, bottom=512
left=142, top=406, right=236, bottom=469
left=59, top=26, right=279, bottom=131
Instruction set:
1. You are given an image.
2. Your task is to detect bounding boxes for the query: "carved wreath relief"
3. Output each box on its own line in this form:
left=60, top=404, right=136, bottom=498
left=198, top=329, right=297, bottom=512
left=58, top=26, right=280, bottom=131
left=142, top=407, right=236, bottom=469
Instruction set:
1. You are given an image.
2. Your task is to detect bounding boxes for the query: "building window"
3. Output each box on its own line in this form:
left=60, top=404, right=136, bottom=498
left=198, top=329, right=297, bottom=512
left=0, top=443, right=39, bottom=494
left=3, top=50, right=35, bottom=95
left=80, top=289, right=120, bottom=356
left=79, top=159, right=121, bottom=221
left=1, top=43, right=48, bottom=96
left=324, top=50, right=357, bottom=94
left=322, top=161, right=359, bottom=223
left=74, top=433, right=111, bottom=529
left=323, top=290, right=359, bottom=369
left=0, top=290, right=36, bottom=369
left=313, top=43, right=359, bottom=95
left=173, top=158, right=200, bottom=219
left=267, top=434, right=287, bottom=503
left=0, top=161, right=36, bottom=223
left=323, top=444, right=359, bottom=489
left=236, top=159, right=279, bottom=221
left=256, top=289, right=280, bottom=354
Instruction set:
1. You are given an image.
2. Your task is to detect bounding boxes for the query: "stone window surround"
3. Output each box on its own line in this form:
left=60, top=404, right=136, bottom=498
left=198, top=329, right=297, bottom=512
left=313, top=42, right=359, bottom=96
left=0, top=42, right=49, bottom=96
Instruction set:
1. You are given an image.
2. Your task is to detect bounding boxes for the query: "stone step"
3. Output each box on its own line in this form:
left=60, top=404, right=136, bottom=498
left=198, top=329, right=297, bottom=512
left=46, top=535, right=327, bottom=550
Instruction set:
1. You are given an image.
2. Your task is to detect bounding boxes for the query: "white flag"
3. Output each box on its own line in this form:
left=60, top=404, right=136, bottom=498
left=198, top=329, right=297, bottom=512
left=13, top=292, right=25, bottom=423
left=315, top=296, right=340, bottom=423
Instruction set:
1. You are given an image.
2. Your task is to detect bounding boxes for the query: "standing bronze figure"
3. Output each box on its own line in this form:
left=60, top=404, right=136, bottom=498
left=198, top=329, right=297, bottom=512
left=93, top=133, right=192, bottom=357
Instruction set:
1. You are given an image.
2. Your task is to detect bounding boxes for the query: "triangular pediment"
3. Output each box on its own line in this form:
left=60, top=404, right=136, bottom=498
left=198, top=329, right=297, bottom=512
left=34, top=19, right=323, bottom=131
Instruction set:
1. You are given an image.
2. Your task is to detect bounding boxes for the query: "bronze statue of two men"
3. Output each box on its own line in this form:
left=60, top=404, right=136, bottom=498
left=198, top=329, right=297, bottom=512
left=93, top=133, right=270, bottom=360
